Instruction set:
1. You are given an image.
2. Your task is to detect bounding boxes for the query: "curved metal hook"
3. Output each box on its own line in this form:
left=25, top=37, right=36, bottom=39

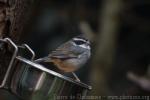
left=0, top=38, right=18, bottom=88
left=21, top=44, right=35, bottom=60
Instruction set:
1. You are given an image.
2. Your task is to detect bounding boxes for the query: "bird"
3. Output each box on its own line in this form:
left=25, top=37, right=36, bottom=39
left=35, top=34, right=91, bottom=73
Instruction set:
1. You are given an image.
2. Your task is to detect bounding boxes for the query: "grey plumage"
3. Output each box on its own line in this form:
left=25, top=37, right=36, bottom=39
left=35, top=34, right=91, bottom=72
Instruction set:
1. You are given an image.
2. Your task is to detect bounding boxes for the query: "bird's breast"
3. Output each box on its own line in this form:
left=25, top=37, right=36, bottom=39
left=51, top=58, right=79, bottom=72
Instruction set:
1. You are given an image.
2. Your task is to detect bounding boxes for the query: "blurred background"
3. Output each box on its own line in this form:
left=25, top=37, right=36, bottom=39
left=1, top=0, right=150, bottom=99
left=22, top=0, right=150, bottom=96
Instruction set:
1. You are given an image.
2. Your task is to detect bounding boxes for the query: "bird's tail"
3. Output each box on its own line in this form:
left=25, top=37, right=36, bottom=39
left=35, top=57, right=51, bottom=63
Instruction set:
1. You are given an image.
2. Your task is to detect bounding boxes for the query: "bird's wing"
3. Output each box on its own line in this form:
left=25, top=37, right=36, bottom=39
left=49, top=42, right=78, bottom=59
left=49, top=50, right=78, bottom=59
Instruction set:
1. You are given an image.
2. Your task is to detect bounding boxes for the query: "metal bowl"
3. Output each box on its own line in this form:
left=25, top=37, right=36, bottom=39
left=10, top=56, right=91, bottom=100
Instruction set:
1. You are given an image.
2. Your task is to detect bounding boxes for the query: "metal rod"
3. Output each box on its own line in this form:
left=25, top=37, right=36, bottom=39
left=72, top=72, right=80, bottom=82
left=22, top=44, right=35, bottom=60
left=0, top=38, right=18, bottom=88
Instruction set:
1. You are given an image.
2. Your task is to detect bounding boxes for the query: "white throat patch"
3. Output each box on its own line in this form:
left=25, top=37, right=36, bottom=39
left=79, top=44, right=90, bottom=49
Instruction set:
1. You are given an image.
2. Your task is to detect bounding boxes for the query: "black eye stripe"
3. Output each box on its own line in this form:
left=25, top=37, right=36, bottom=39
left=73, top=40, right=86, bottom=45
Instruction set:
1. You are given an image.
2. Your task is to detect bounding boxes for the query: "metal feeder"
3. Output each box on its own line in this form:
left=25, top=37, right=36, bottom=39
left=0, top=38, right=92, bottom=100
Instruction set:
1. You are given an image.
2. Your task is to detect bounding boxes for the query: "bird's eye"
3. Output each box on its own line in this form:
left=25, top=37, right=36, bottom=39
left=73, top=40, right=86, bottom=45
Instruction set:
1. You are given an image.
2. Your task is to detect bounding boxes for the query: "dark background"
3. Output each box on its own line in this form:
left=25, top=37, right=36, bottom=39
left=1, top=0, right=150, bottom=99
left=23, top=0, right=150, bottom=96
